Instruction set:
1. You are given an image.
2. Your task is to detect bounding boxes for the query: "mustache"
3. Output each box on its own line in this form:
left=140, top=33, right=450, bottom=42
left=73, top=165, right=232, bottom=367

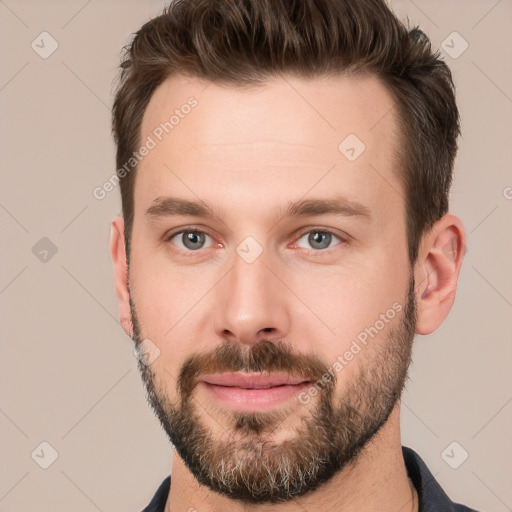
left=177, top=339, right=332, bottom=399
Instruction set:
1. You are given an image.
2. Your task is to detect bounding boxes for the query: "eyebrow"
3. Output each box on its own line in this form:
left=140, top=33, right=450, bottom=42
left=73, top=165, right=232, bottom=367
left=144, top=195, right=372, bottom=222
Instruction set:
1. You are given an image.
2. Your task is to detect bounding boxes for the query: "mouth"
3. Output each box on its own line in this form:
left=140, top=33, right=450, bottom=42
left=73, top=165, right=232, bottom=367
left=198, top=372, right=312, bottom=411
left=202, top=372, right=310, bottom=388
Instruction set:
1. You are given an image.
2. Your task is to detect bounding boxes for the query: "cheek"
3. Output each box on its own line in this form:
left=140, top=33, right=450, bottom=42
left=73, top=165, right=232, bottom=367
left=129, top=255, right=208, bottom=377
left=290, top=251, right=409, bottom=363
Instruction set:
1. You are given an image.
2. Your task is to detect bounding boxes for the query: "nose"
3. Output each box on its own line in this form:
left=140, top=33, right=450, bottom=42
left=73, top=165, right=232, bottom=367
left=213, top=247, right=291, bottom=347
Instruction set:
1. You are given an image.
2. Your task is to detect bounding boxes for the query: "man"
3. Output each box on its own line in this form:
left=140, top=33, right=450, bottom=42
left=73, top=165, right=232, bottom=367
left=110, top=0, right=479, bottom=510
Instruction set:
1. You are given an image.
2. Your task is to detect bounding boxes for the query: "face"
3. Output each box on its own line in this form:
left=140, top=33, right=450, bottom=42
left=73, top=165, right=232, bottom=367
left=127, top=73, right=416, bottom=503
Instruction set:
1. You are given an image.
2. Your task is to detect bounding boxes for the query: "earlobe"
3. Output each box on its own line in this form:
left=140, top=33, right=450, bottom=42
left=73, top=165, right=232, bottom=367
left=110, top=216, right=133, bottom=338
left=415, top=214, right=466, bottom=335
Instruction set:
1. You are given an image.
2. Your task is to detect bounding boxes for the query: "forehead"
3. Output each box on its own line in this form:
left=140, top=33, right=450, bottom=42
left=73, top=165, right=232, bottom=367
left=141, top=71, right=399, bottom=147
left=136, top=72, right=403, bottom=222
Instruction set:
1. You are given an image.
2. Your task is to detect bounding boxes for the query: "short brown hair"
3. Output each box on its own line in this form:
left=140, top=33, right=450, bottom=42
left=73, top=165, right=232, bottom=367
left=112, top=0, right=460, bottom=264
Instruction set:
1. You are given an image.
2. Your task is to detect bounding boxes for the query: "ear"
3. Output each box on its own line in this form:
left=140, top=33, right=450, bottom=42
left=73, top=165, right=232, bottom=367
left=110, top=215, right=133, bottom=337
left=414, top=214, right=466, bottom=335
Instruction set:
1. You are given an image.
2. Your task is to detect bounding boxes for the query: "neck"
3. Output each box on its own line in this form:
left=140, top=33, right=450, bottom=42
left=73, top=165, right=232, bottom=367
left=166, top=403, right=418, bottom=512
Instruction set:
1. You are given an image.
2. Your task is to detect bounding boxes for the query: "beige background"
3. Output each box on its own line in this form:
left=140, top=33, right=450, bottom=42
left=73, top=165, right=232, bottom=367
left=1, top=1, right=511, bottom=511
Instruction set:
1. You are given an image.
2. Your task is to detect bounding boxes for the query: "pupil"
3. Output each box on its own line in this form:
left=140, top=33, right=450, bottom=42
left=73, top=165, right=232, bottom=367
left=310, top=231, right=330, bottom=249
left=184, top=232, right=203, bottom=249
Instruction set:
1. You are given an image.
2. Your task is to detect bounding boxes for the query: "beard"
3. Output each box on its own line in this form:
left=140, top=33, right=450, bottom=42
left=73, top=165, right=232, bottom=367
left=130, top=276, right=416, bottom=504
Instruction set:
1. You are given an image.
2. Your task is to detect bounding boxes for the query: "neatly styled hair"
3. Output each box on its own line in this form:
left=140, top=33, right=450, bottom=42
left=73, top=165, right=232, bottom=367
left=112, top=0, right=460, bottom=264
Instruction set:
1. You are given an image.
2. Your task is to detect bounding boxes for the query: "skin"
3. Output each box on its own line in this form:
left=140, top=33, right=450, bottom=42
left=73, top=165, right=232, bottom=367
left=110, top=73, right=465, bottom=511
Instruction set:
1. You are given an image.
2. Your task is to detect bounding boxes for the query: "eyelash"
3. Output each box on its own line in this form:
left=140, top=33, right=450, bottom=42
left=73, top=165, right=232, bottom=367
left=164, top=226, right=348, bottom=256
left=292, top=228, right=347, bottom=254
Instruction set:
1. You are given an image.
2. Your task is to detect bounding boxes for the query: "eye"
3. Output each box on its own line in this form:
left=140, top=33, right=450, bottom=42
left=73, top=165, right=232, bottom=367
left=295, top=229, right=344, bottom=251
left=168, top=230, right=214, bottom=251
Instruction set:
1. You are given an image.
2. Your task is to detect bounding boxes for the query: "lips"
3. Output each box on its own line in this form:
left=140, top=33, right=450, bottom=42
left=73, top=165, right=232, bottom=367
left=201, top=372, right=310, bottom=389
left=199, top=372, right=313, bottom=412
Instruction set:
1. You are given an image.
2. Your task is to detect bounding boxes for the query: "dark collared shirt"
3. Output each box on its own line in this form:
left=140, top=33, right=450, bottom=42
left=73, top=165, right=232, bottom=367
left=141, top=446, right=480, bottom=511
